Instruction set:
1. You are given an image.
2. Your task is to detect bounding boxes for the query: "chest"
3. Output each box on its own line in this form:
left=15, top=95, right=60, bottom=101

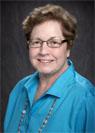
left=7, top=95, right=83, bottom=132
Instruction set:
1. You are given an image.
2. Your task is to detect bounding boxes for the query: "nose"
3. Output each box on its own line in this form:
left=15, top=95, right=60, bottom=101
left=39, top=42, right=49, bottom=55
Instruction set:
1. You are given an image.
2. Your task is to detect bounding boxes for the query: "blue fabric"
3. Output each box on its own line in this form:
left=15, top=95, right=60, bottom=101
left=4, top=60, right=95, bottom=133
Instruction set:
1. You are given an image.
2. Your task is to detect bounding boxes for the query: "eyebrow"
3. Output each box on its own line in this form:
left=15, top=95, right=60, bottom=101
left=31, top=37, right=62, bottom=41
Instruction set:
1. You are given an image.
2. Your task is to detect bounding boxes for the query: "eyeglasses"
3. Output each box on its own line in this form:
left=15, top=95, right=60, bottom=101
left=28, top=37, right=68, bottom=48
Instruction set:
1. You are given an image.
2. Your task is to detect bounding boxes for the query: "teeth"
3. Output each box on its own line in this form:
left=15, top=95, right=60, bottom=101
left=40, top=60, right=51, bottom=63
left=38, top=59, right=53, bottom=63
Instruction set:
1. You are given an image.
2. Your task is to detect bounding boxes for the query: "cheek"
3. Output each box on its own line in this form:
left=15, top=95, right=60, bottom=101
left=29, top=50, right=33, bottom=60
left=29, top=50, right=37, bottom=64
left=56, top=48, right=69, bottom=60
left=29, top=49, right=38, bottom=58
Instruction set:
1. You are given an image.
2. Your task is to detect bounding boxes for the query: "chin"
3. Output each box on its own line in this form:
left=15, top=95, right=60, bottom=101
left=37, top=70, right=53, bottom=75
left=36, top=67, right=60, bottom=76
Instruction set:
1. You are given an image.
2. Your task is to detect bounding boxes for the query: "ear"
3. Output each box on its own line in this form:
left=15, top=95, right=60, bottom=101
left=67, top=49, right=70, bottom=58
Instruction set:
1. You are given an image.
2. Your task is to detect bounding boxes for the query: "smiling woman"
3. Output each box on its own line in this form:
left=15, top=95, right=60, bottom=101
left=4, top=3, right=95, bottom=133
left=29, top=20, right=70, bottom=75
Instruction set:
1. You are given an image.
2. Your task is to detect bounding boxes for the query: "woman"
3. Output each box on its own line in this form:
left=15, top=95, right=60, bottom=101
left=4, top=4, right=95, bottom=132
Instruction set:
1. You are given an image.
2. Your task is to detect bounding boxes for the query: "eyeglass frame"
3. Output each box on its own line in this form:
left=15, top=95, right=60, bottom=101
left=28, top=37, right=69, bottom=48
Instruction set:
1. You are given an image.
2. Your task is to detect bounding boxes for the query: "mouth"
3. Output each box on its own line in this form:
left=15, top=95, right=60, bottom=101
left=37, top=59, right=54, bottom=63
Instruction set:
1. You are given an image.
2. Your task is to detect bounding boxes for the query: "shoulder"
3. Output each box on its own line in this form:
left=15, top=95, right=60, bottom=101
left=9, top=72, right=37, bottom=98
left=75, top=72, right=94, bottom=87
left=75, top=72, right=95, bottom=90
left=73, top=73, right=95, bottom=130
left=70, top=71, right=95, bottom=118
left=68, top=60, right=95, bottom=97
left=73, top=71, right=95, bottom=102
left=4, top=72, right=37, bottom=129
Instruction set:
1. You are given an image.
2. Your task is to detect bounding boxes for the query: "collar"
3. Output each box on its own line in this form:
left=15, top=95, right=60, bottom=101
left=24, top=60, right=75, bottom=106
left=46, top=60, right=75, bottom=98
left=24, top=72, right=39, bottom=106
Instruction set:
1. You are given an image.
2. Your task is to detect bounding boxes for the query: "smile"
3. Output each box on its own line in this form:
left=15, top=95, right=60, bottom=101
left=38, top=59, right=54, bottom=63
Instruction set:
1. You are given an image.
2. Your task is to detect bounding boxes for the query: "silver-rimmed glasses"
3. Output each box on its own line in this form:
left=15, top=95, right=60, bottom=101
left=28, top=37, right=68, bottom=48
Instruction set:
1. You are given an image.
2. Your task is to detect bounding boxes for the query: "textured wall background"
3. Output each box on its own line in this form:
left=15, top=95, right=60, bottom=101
left=1, top=0, right=95, bottom=130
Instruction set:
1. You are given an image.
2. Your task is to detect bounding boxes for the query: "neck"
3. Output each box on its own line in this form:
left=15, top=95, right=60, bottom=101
left=39, top=62, right=69, bottom=91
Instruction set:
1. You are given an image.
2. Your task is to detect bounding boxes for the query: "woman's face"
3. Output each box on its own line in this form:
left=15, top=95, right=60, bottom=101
left=29, top=20, right=70, bottom=75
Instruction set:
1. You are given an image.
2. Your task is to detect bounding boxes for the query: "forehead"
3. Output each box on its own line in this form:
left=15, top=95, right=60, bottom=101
left=30, top=20, right=63, bottom=39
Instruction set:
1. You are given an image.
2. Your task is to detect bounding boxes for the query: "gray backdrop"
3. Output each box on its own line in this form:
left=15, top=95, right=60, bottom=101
left=1, top=0, right=95, bottom=130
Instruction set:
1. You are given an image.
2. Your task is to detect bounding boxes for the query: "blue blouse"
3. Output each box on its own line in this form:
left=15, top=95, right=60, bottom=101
left=4, top=60, right=95, bottom=133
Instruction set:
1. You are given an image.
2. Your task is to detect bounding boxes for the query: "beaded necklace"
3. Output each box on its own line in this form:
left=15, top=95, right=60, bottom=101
left=18, top=98, right=57, bottom=133
left=38, top=98, right=57, bottom=133
left=18, top=100, right=28, bottom=133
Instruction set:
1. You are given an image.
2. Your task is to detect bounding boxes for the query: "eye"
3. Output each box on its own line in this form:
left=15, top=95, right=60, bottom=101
left=50, top=39, right=60, bottom=46
left=31, top=40, right=41, bottom=46
left=29, top=40, right=41, bottom=48
left=47, top=38, right=62, bottom=48
left=52, top=40, right=58, bottom=44
left=33, top=40, right=40, bottom=44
